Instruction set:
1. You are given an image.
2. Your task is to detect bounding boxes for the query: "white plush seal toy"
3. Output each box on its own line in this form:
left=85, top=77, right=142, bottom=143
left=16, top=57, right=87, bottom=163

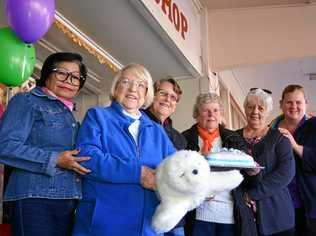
left=152, top=150, right=244, bottom=233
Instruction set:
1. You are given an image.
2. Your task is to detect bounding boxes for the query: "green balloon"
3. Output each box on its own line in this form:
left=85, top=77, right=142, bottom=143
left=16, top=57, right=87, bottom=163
left=0, top=27, right=36, bottom=87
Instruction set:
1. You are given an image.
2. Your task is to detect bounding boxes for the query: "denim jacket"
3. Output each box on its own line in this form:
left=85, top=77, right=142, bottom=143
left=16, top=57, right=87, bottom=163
left=0, top=87, right=81, bottom=201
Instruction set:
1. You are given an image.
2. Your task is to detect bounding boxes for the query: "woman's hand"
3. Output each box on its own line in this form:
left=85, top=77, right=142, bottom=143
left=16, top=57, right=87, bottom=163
left=245, top=162, right=261, bottom=176
left=244, top=192, right=257, bottom=213
left=141, top=166, right=156, bottom=191
left=278, top=128, right=303, bottom=157
left=57, top=149, right=91, bottom=175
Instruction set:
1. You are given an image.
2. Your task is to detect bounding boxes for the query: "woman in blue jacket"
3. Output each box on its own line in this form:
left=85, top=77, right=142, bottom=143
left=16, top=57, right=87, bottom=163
left=271, top=84, right=316, bottom=236
left=0, top=52, right=90, bottom=236
left=72, top=64, right=176, bottom=236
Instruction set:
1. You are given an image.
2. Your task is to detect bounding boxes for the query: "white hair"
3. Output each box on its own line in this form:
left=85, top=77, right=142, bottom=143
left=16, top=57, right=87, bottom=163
left=243, top=88, right=273, bottom=114
left=109, top=63, right=154, bottom=109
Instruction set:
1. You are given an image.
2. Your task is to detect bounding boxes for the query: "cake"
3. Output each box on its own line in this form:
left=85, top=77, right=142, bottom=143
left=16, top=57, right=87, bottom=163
left=205, top=148, right=255, bottom=168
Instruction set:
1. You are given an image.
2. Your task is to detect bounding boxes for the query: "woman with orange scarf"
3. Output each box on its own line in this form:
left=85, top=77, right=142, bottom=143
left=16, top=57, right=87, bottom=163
left=182, top=92, right=257, bottom=236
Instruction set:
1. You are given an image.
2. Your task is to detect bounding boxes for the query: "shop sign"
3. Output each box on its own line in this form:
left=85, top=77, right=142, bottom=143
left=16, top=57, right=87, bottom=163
left=153, top=0, right=189, bottom=40
left=138, top=0, right=202, bottom=74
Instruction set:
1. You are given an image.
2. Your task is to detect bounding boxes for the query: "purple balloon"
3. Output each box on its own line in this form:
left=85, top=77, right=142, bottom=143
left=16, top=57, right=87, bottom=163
left=5, top=0, right=55, bottom=43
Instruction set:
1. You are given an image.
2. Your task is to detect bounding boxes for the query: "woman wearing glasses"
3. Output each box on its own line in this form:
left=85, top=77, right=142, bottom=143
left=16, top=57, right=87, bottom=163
left=237, top=88, right=295, bottom=236
left=0, top=52, right=90, bottom=236
left=72, top=64, right=175, bottom=236
left=144, top=77, right=187, bottom=236
left=271, top=85, right=316, bottom=236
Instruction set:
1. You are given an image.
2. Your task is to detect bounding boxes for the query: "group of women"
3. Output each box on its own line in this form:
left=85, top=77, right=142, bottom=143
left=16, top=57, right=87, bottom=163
left=0, top=52, right=315, bottom=236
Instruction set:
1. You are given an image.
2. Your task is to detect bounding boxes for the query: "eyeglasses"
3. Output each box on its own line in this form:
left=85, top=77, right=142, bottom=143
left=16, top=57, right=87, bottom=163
left=250, top=88, right=272, bottom=94
left=157, top=90, right=178, bottom=102
left=52, top=68, right=82, bottom=86
left=119, top=78, right=147, bottom=92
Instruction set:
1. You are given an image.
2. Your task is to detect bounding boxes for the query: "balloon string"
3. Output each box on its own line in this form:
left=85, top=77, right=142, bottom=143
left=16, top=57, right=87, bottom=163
left=21, top=44, right=27, bottom=82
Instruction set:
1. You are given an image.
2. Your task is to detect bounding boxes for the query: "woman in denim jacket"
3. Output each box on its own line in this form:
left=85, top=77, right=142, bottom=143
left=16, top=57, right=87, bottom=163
left=0, top=52, right=90, bottom=236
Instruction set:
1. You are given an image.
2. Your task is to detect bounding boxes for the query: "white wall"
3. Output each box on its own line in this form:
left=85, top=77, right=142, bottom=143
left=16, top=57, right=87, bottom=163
left=208, top=5, right=316, bottom=71
left=218, top=70, right=246, bottom=110
left=172, top=76, right=210, bottom=132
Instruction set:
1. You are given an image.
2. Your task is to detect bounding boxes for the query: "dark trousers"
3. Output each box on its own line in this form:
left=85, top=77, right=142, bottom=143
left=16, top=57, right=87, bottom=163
left=10, top=198, right=77, bottom=236
left=193, top=220, right=235, bottom=236
left=260, top=228, right=294, bottom=236
left=294, top=207, right=316, bottom=236
left=305, top=218, right=316, bottom=236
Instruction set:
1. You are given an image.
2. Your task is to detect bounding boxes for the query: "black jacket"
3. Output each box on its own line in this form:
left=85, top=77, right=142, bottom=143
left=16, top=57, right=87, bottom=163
left=144, top=109, right=186, bottom=150
left=144, top=109, right=187, bottom=229
left=182, top=124, right=257, bottom=236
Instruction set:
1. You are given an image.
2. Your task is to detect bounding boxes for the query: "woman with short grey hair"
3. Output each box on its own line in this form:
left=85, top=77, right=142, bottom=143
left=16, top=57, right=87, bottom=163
left=237, top=88, right=295, bottom=236
left=193, top=93, right=223, bottom=119
left=243, top=88, right=273, bottom=114
left=182, top=92, right=256, bottom=236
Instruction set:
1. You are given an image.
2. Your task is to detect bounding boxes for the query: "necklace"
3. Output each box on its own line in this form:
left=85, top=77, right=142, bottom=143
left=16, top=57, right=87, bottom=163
left=243, top=126, right=269, bottom=139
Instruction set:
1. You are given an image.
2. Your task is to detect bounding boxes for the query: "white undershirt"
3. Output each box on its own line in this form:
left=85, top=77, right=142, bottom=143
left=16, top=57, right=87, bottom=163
left=122, top=110, right=141, bottom=145
left=196, top=136, right=235, bottom=224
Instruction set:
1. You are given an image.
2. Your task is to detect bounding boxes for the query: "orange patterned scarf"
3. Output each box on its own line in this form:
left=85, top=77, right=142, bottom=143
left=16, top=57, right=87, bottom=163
left=197, top=126, right=220, bottom=154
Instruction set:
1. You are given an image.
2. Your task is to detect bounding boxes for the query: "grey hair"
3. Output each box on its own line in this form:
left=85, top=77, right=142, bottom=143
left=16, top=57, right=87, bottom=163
left=243, top=88, right=273, bottom=113
left=193, top=92, right=223, bottom=119
left=109, top=63, right=154, bottom=109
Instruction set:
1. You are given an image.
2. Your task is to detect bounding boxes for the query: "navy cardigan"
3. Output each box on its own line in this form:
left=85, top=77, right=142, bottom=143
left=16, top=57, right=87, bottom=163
left=237, top=128, right=295, bottom=235
left=272, top=116, right=316, bottom=219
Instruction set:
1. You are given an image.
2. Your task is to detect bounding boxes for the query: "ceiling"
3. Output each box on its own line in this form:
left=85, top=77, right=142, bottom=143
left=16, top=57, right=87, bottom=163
left=204, top=0, right=316, bottom=10
left=203, top=0, right=316, bottom=116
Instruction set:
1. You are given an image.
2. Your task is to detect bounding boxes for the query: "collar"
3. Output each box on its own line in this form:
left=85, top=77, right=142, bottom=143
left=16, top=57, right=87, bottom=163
left=30, top=87, right=75, bottom=111
left=31, top=86, right=56, bottom=99
left=122, top=109, right=141, bottom=120
left=144, top=109, right=172, bottom=127
left=111, top=101, right=152, bottom=126
left=41, top=87, right=74, bottom=111
left=271, top=114, right=308, bottom=130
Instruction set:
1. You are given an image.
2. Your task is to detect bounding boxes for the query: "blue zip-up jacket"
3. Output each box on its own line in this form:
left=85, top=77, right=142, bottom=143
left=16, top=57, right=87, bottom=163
left=72, top=101, right=176, bottom=236
left=272, top=115, right=316, bottom=219
left=0, top=87, right=81, bottom=201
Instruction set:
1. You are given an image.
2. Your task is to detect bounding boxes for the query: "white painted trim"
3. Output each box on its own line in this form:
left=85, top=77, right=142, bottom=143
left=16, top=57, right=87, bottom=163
left=191, top=0, right=204, bottom=13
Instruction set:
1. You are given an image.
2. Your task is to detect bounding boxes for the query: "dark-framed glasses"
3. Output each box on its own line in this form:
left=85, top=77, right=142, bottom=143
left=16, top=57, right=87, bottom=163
left=157, top=90, right=178, bottom=102
left=250, top=88, right=272, bottom=94
left=119, top=78, right=147, bottom=91
left=52, top=68, right=82, bottom=86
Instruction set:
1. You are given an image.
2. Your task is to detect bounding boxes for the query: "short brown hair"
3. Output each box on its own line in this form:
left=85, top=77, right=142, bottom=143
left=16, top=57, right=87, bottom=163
left=153, top=76, right=182, bottom=102
left=281, top=84, right=306, bottom=101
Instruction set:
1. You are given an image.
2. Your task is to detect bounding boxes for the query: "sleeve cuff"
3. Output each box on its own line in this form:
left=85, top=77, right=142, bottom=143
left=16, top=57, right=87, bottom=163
left=45, top=151, right=59, bottom=176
